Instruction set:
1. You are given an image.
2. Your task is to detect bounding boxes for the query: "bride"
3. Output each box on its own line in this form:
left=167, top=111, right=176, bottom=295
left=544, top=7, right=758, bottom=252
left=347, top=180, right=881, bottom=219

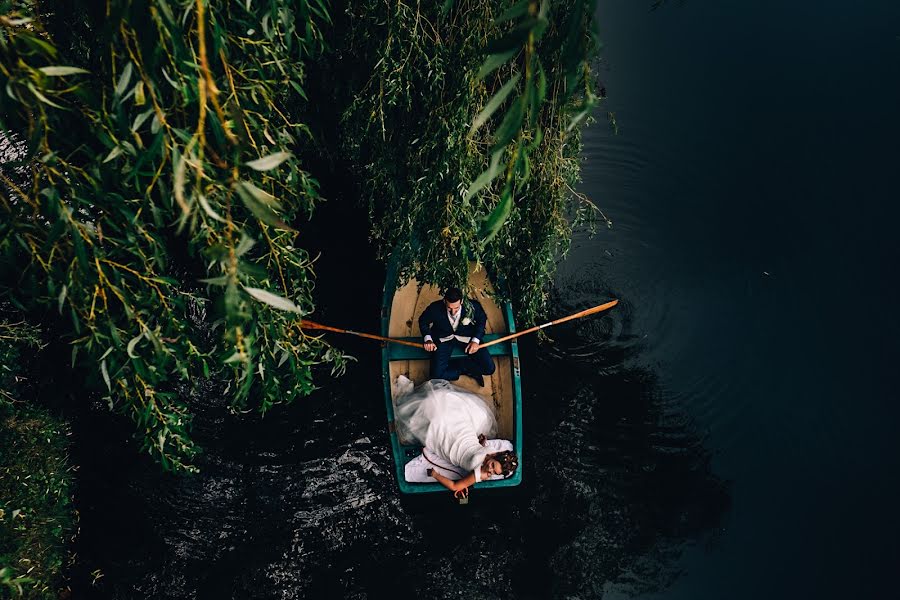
left=394, top=376, right=518, bottom=498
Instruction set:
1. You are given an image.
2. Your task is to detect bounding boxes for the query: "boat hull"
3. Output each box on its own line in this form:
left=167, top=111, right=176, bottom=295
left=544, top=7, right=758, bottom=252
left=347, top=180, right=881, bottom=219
left=381, top=261, right=524, bottom=494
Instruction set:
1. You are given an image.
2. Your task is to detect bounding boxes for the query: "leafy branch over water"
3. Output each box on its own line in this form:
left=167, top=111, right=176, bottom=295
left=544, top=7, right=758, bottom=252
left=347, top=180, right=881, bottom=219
left=0, top=1, right=350, bottom=470
left=340, top=0, right=604, bottom=321
left=0, top=0, right=604, bottom=470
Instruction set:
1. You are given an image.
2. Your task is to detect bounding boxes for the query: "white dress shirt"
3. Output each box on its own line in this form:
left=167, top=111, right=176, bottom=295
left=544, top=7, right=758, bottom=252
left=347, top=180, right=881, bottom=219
left=424, top=306, right=480, bottom=345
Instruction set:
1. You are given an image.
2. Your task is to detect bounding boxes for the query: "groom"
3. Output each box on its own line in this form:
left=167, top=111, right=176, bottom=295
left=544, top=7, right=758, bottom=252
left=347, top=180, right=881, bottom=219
left=419, top=287, right=496, bottom=387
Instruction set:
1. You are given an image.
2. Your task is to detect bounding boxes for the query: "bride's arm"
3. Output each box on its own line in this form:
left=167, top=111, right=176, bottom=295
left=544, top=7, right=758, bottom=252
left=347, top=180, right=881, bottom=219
left=428, top=469, right=476, bottom=496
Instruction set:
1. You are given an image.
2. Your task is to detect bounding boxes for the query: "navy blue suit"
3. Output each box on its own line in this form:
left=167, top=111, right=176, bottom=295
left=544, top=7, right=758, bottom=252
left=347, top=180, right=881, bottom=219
left=418, top=299, right=496, bottom=382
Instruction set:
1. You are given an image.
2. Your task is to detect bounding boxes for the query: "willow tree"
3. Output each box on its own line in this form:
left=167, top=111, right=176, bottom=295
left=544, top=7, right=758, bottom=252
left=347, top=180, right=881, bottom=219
left=338, top=0, right=605, bottom=321
left=0, top=0, right=603, bottom=471
left=0, top=1, right=348, bottom=471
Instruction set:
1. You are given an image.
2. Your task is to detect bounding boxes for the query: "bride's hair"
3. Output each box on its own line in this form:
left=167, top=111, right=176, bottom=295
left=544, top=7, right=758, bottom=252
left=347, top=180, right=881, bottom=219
left=493, top=450, right=519, bottom=479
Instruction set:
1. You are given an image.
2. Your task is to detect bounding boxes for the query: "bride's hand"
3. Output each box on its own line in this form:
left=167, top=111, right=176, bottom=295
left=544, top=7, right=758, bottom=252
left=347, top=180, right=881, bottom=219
left=453, top=487, right=469, bottom=499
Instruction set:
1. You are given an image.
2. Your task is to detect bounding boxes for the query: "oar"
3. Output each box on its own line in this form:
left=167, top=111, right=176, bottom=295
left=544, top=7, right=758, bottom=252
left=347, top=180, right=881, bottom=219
left=299, top=319, right=423, bottom=348
left=479, top=299, right=619, bottom=349
left=300, top=299, right=618, bottom=350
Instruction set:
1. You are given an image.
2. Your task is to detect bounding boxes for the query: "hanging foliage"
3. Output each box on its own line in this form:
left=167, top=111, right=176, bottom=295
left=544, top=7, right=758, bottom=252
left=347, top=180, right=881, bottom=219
left=338, top=0, right=605, bottom=321
left=0, top=0, right=606, bottom=471
left=0, top=1, right=349, bottom=471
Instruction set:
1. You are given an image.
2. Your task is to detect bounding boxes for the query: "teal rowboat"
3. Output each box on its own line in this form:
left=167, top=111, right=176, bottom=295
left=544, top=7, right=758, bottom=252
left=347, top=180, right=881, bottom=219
left=381, top=261, right=524, bottom=494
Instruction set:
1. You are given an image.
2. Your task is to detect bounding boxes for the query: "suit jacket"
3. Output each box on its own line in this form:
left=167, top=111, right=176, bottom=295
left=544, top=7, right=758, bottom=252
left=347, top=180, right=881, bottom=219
left=418, top=299, right=488, bottom=343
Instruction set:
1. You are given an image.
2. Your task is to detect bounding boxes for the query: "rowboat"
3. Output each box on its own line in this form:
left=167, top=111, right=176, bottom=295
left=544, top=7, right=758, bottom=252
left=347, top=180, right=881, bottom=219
left=381, top=261, right=524, bottom=494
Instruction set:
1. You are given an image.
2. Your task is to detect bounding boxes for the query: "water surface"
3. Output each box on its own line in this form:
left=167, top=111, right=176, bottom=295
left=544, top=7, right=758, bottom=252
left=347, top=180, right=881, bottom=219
left=68, top=0, right=900, bottom=598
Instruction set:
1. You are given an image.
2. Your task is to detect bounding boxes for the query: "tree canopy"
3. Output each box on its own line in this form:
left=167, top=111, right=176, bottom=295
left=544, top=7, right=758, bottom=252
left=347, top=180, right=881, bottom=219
left=0, top=0, right=603, bottom=470
left=340, top=0, right=605, bottom=320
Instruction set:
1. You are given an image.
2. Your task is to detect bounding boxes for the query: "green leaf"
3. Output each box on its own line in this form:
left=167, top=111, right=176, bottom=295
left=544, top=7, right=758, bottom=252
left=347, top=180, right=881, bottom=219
left=469, top=73, right=520, bottom=136
left=479, top=186, right=513, bottom=243
left=527, top=126, right=544, bottom=151
left=496, top=0, right=530, bottom=23
left=71, top=228, right=89, bottom=269
left=38, top=66, right=90, bottom=76
left=566, top=95, right=598, bottom=132
left=245, top=151, right=292, bottom=171
left=235, top=182, right=296, bottom=231
left=224, top=351, right=245, bottom=364
left=464, top=148, right=504, bottom=201
left=535, top=58, right=547, bottom=105
left=476, top=48, right=518, bottom=81
left=538, top=0, right=550, bottom=19
left=243, top=286, right=304, bottom=314
left=528, top=61, right=546, bottom=128
left=134, top=80, right=146, bottom=105
left=161, top=66, right=179, bottom=90
left=516, top=151, right=531, bottom=181
left=131, top=109, right=154, bottom=132
left=197, top=193, right=227, bottom=223
left=531, top=17, right=550, bottom=42
left=224, top=280, right=242, bottom=316
left=100, top=359, right=111, bottom=392
left=115, top=62, right=134, bottom=98
left=313, top=0, right=332, bottom=24
left=20, top=32, right=58, bottom=58
left=289, top=79, right=308, bottom=100
left=237, top=181, right=278, bottom=207
left=235, top=233, right=256, bottom=257
left=173, top=144, right=191, bottom=215
left=58, top=284, right=67, bottom=314
left=27, top=83, right=65, bottom=109
left=103, top=146, right=123, bottom=163
left=492, top=95, right=524, bottom=152
left=127, top=333, right=143, bottom=359
left=199, top=275, right=230, bottom=286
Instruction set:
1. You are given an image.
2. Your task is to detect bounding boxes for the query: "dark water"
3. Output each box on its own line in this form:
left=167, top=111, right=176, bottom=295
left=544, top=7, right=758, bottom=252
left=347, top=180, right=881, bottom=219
left=577, top=1, right=900, bottom=597
left=68, top=1, right=900, bottom=598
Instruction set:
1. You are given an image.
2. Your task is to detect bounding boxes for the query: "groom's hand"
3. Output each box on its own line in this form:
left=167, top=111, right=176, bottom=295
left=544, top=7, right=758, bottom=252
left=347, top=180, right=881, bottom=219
left=424, top=341, right=437, bottom=352
left=465, top=341, right=480, bottom=354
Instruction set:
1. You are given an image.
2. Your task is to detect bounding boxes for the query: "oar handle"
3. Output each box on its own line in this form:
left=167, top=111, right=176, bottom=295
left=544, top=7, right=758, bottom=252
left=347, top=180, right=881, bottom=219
left=300, top=320, right=423, bottom=348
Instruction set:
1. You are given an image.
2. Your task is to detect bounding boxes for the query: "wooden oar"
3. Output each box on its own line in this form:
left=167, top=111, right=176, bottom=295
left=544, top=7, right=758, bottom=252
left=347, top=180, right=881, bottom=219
left=479, top=299, right=619, bottom=349
left=299, top=319, right=423, bottom=348
left=301, top=298, right=618, bottom=350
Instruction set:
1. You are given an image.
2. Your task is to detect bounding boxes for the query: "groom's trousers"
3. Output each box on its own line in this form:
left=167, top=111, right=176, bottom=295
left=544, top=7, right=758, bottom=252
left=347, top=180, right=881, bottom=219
left=430, top=339, right=496, bottom=382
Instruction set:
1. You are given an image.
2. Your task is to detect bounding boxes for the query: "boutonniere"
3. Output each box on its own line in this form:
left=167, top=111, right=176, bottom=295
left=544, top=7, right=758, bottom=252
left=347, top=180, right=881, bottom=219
left=462, top=317, right=472, bottom=326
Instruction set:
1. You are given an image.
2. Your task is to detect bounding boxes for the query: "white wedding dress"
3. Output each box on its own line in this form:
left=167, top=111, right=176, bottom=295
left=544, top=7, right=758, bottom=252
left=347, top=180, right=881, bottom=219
left=394, top=376, right=497, bottom=473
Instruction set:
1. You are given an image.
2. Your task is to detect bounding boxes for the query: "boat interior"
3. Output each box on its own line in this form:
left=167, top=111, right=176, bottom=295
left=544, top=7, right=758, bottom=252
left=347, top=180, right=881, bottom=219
left=385, top=265, right=516, bottom=444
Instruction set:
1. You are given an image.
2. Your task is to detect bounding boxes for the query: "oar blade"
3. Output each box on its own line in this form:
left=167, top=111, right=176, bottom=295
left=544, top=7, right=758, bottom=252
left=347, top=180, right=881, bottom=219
left=481, top=298, right=619, bottom=348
